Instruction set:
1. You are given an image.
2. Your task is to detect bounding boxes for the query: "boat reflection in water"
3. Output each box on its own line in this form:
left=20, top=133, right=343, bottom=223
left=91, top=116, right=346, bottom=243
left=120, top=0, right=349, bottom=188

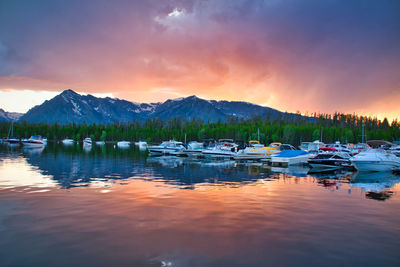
left=350, top=171, right=400, bottom=201
left=271, top=165, right=310, bottom=177
left=146, top=155, right=184, bottom=168
left=22, top=146, right=45, bottom=155
left=1, top=144, right=400, bottom=266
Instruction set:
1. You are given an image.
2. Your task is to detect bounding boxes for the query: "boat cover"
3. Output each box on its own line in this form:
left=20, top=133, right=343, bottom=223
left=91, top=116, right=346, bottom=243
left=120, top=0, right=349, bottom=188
left=276, top=150, right=308, bottom=157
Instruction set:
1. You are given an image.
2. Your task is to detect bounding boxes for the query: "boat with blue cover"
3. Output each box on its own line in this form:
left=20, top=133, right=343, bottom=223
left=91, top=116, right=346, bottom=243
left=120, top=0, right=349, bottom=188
left=271, top=149, right=310, bottom=167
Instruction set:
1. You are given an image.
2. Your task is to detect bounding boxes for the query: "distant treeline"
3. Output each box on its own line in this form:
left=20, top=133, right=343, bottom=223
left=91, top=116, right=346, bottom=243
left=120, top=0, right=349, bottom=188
left=1, top=112, right=399, bottom=145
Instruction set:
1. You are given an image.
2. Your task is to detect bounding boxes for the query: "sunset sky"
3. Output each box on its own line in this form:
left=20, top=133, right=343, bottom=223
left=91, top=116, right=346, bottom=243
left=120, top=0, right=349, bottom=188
left=1, top=0, right=399, bottom=120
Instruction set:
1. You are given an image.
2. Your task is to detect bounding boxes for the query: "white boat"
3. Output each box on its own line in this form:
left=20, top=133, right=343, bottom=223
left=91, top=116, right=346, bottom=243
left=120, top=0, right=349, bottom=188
left=320, top=142, right=351, bottom=154
left=147, top=140, right=186, bottom=155
left=83, top=137, right=92, bottom=146
left=180, top=141, right=204, bottom=156
left=299, top=140, right=325, bottom=153
left=22, top=135, right=46, bottom=148
left=389, top=145, right=400, bottom=157
left=350, top=149, right=400, bottom=172
left=96, top=141, right=105, bottom=146
left=117, top=141, right=131, bottom=148
left=271, top=149, right=310, bottom=167
left=202, top=139, right=238, bottom=158
left=135, top=140, right=148, bottom=147
left=350, top=143, right=370, bottom=155
left=62, top=138, right=74, bottom=145
left=5, top=137, right=20, bottom=146
left=234, top=140, right=279, bottom=160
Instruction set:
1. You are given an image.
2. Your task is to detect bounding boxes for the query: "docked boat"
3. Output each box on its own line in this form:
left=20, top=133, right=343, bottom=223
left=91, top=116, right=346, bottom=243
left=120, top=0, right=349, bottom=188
left=308, top=152, right=352, bottom=171
left=5, top=137, right=20, bottom=146
left=181, top=141, right=205, bottom=156
left=202, top=139, right=238, bottom=158
left=96, top=141, right=105, bottom=146
left=135, top=140, right=148, bottom=148
left=234, top=140, right=279, bottom=160
left=5, top=121, right=19, bottom=146
left=22, top=135, right=46, bottom=148
left=117, top=141, right=131, bottom=148
left=147, top=140, right=186, bottom=155
left=271, top=149, right=310, bottom=167
left=350, top=143, right=370, bottom=155
left=83, top=137, right=92, bottom=146
left=269, top=142, right=282, bottom=149
left=350, top=149, right=400, bottom=172
left=389, top=145, right=400, bottom=157
left=319, top=142, right=351, bottom=154
left=299, top=140, right=324, bottom=153
left=62, top=138, right=75, bottom=145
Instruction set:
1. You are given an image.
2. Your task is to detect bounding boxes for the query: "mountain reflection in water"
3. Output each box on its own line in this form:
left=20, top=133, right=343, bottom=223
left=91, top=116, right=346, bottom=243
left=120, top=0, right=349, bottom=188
left=0, top=144, right=400, bottom=266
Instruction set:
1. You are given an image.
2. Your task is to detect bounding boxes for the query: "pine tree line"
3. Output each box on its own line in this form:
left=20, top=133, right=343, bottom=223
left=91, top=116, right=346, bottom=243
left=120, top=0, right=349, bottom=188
left=1, top=112, right=399, bottom=145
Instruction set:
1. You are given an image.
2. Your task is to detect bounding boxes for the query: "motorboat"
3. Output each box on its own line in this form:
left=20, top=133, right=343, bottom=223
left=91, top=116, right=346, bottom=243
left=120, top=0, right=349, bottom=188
left=234, top=140, right=279, bottom=160
left=22, top=135, right=46, bottom=148
left=117, top=141, right=131, bottom=148
left=350, top=149, right=400, bottom=172
left=83, top=137, right=92, bottom=147
left=62, top=138, right=75, bottom=145
left=389, top=145, right=400, bottom=157
left=202, top=139, right=238, bottom=158
left=269, top=142, right=282, bottom=149
left=147, top=140, right=186, bottom=155
left=307, top=152, right=352, bottom=171
left=181, top=141, right=205, bottom=156
left=299, top=140, right=324, bottom=153
left=247, top=140, right=265, bottom=149
left=135, top=140, right=148, bottom=148
left=271, top=149, right=310, bottom=167
left=350, top=143, right=370, bottom=155
left=320, top=142, right=351, bottom=154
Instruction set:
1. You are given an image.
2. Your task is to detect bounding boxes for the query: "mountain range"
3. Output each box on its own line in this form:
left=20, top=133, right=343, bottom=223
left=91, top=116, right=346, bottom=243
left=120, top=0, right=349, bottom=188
left=0, top=108, right=23, bottom=122
left=5, top=89, right=290, bottom=124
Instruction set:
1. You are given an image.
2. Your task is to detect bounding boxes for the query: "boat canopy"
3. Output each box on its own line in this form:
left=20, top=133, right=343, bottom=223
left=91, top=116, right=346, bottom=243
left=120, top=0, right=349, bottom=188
left=276, top=150, right=308, bottom=157
left=367, top=140, right=394, bottom=148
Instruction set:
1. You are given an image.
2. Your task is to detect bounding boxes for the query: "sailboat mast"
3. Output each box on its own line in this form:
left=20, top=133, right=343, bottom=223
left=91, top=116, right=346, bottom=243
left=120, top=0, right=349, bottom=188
left=7, top=121, right=13, bottom=138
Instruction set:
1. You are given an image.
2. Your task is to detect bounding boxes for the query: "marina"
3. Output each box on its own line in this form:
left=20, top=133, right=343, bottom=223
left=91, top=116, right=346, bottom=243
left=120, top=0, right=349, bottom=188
left=0, top=142, right=399, bottom=266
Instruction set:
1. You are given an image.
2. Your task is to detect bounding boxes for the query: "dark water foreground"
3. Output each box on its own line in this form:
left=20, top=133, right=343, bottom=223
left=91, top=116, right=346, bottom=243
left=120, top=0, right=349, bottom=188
left=0, top=144, right=399, bottom=266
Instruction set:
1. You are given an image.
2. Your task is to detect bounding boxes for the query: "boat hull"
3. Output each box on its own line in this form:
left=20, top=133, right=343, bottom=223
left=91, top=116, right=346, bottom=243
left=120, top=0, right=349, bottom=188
left=271, top=154, right=310, bottom=167
left=62, top=139, right=74, bottom=145
left=352, top=160, right=400, bottom=172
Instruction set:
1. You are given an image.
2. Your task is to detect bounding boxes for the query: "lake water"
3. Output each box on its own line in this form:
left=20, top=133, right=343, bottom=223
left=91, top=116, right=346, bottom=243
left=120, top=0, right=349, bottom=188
left=0, top=143, right=399, bottom=266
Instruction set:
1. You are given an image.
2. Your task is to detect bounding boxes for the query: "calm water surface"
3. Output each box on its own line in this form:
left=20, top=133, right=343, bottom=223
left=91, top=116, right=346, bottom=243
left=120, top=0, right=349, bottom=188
left=0, top=143, right=399, bottom=266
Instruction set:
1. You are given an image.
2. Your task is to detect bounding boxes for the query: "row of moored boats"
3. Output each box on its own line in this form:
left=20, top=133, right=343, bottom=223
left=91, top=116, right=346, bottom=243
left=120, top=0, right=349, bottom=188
left=147, top=139, right=400, bottom=173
